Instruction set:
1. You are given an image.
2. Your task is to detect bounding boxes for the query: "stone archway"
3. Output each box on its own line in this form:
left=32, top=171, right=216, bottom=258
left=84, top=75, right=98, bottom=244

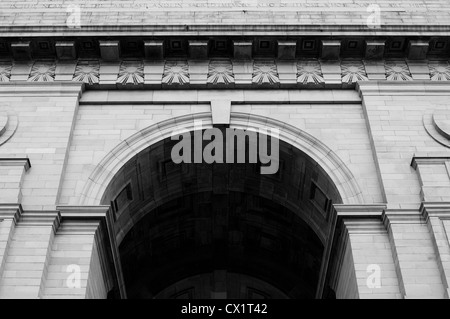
left=80, top=112, right=364, bottom=207
left=79, top=113, right=364, bottom=299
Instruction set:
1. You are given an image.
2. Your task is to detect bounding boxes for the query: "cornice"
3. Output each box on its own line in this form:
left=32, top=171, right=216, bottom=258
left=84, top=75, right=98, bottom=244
left=411, top=155, right=450, bottom=169
left=382, top=209, right=425, bottom=232
left=333, top=204, right=387, bottom=219
left=0, top=203, right=23, bottom=224
left=3, top=25, right=450, bottom=37
left=18, top=211, right=61, bottom=232
left=420, top=202, right=450, bottom=220
left=0, top=82, right=84, bottom=97
left=56, top=205, right=110, bottom=220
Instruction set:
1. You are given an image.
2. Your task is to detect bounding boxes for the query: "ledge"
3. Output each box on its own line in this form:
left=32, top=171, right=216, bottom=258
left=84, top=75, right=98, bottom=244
left=0, top=204, right=23, bottom=224
left=411, top=155, right=450, bottom=169
left=80, top=89, right=361, bottom=105
left=420, top=202, right=450, bottom=220
left=333, top=204, right=387, bottom=219
left=0, top=82, right=84, bottom=97
left=382, top=209, right=425, bottom=229
left=358, top=81, right=450, bottom=96
left=19, top=211, right=61, bottom=232
left=57, top=205, right=110, bottom=220
left=0, top=157, right=31, bottom=171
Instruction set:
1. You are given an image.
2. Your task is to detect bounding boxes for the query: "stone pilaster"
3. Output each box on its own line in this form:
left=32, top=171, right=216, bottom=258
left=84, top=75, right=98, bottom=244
left=329, top=205, right=401, bottom=299
left=383, top=209, right=446, bottom=299
left=43, top=206, right=126, bottom=299
left=411, top=156, right=450, bottom=202
left=421, top=202, right=450, bottom=299
left=0, top=158, right=31, bottom=204
left=0, top=211, right=60, bottom=299
left=0, top=204, right=22, bottom=281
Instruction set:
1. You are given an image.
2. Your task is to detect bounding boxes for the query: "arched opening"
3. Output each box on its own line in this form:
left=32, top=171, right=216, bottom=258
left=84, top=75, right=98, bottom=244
left=101, top=126, right=344, bottom=299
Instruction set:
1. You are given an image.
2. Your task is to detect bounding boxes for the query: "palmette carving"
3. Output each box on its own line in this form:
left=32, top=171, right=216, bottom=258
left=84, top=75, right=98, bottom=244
left=162, top=61, right=190, bottom=85
left=297, top=61, right=324, bottom=85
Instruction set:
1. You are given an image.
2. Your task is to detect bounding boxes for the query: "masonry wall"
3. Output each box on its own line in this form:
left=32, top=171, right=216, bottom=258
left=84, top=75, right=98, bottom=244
left=58, top=90, right=383, bottom=206
left=1, top=0, right=450, bottom=30
left=0, top=82, right=449, bottom=298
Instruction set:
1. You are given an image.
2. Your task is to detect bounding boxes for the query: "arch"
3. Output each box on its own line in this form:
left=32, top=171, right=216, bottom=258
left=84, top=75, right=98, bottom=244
left=79, top=112, right=364, bottom=206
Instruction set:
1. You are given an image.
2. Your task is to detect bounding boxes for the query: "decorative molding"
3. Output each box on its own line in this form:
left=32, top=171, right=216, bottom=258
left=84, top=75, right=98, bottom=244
left=0, top=62, right=12, bottom=82
left=429, top=62, right=450, bottom=81
left=341, top=218, right=387, bottom=234
left=80, top=112, right=364, bottom=206
left=341, top=61, right=368, bottom=84
left=385, top=61, right=413, bottom=81
left=382, top=210, right=425, bottom=230
left=423, top=112, right=450, bottom=148
left=1, top=59, right=449, bottom=89
left=27, top=61, right=56, bottom=82
left=252, top=60, right=280, bottom=85
left=357, top=80, right=450, bottom=96
left=333, top=204, right=387, bottom=219
left=117, top=60, right=144, bottom=85
left=18, top=211, right=61, bottom=233
left=162, top=61, right=190, bottom=85
left=296, top=60, right=324, bottom=85
left=420, top=202, right=450, bottom=220
left=0, top=82, right=84, bottom=98
left=73, top=60, right=100, bottom=85
left=207, top=60, right=235, bottom=85
left=0, top=204, right=23, bottom=224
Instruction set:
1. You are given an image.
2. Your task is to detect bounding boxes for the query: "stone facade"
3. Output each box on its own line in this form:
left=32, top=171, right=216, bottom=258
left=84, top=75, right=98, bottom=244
left=0, top=0, right=450, bottom=299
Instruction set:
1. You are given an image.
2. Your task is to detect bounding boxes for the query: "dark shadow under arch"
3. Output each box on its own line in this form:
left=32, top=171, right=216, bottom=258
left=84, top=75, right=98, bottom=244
left=101, top=129, right=343, bottom=299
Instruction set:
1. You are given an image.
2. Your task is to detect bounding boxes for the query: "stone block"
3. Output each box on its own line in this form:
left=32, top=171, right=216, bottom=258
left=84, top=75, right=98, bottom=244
left=321, top=40, right=341, bottom=60
left=144, top=41, right=164, bottom=60
left=408, top=41, right=429, bottom=60
left=99, top=41, right=120, bottom=61
left=55, top=42, right=76, bottom=60
left=277, top=41, right=296, bottom=60
left=233, top=41, right=252, bottom=60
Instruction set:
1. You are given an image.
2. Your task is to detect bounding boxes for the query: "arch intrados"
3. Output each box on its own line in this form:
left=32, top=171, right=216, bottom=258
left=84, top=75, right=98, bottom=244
left=79, top=112, right=363, bottom=209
